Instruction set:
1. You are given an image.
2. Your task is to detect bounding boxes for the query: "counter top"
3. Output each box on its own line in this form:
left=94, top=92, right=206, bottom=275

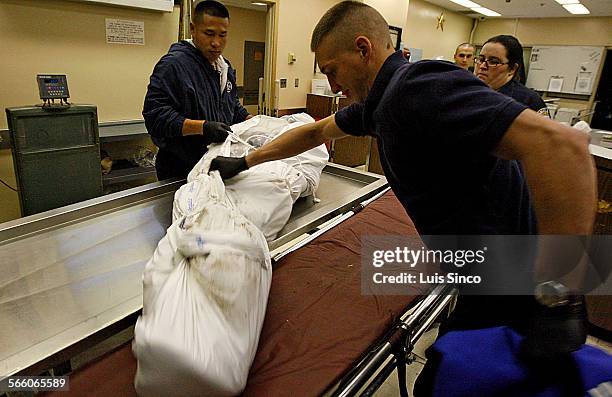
left=590, top=144, right=612, bottom=161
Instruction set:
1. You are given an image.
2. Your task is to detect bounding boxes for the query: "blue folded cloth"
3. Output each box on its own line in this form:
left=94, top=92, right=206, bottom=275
left=431, top=326, right=612, bottom=397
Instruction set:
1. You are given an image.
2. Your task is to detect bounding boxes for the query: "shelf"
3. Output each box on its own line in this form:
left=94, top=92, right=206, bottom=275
left=98, top=120, right=148, bottom=142
left=102, top=165, right=156, bottom=185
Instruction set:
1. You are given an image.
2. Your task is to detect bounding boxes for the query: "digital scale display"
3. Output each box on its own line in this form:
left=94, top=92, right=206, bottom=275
left=37, top=74, right=70, bottom=100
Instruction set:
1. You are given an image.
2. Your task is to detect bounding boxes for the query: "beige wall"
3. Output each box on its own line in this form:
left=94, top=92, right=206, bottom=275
left=0, top=0, right=179, bottom=128
left=0, top=0, right=179, bottom=223
left=274, top=0, right=414, bottom=110
left=474, top=17, right=612, bottom=46
left=364, top=0, right=410, bottom=33
left=0, top=149, right=19, bottom=222
left=275, top=0, right=341, bottom=110
left=224, top=5, right=267, bottom=87
left=404, top=0, right=474, bottom=61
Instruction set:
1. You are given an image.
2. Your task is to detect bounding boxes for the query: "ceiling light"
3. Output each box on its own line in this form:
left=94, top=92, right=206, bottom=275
left=563, top=3, right=590, bottom=13
left=555, top=0, right=579, bottom=4
left=251, top=2, right=267, bottom=6
left=471, top=7, right=502, bottom=16
left=449, top=0, right=481, bottom=8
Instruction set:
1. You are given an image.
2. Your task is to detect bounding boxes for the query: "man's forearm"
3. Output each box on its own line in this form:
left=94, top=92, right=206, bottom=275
left=495, top=111, right=597, bottom=289
left=520, top=125, right=596, bottom=235
left=246, top=115, right=343, bottom=167
left=496, top=111, right=597, bottom=235
left=524, top=128, right=596, bottom=288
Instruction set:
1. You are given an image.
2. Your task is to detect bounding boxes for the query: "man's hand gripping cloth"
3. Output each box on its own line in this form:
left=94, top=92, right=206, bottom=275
left=188, top=114, right=329, bottom=206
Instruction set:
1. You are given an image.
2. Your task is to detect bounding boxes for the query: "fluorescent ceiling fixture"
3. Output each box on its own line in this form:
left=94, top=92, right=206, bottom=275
left=449, top=0, right=481, bottom=8
left=471, top=7, right=501, bottom=16
left=555, top=0, right=579, bottom=4
left=563, top=3, right=590, bottom=13
left=251, top=2, right=267, bottom=5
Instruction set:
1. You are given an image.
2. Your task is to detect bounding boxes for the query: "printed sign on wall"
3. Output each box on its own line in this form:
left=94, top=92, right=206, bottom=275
left=106, top=19, right=145, bottom=45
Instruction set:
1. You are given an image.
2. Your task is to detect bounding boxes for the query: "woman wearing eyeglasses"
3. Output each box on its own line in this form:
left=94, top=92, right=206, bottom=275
left=475, top=35, right=547, bottom=113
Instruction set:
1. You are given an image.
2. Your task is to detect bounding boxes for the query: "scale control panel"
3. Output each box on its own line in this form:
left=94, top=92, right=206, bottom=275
left=37, top=74, right=70, bottom=100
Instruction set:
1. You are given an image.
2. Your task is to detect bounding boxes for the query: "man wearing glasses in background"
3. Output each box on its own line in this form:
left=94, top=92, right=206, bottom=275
left=453, top=42, right=476, bottom=71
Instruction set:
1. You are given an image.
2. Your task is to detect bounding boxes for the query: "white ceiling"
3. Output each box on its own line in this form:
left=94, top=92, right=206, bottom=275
left=424, top=0, right=612, bottom=18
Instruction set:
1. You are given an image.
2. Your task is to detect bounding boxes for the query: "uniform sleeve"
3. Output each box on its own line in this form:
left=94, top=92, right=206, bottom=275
left=142, top=59, right=187, bottom=140
left=335, top=102, right=368, bottom=136
left=224, top=63, right=250, bottom=124
left=527, top=90, right=547, bottom=113
left=231, top=95, right=250, bottom=124
left=394, top=63, right=527, bottom=156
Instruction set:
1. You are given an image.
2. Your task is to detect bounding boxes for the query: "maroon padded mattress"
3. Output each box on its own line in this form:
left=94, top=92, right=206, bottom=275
left=43, top=191, right=425, bottom=396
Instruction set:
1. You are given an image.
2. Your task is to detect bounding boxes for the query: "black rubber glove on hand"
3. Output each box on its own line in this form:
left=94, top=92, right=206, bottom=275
left=209, top=156, right=249, bottom=180
left=520, top=296, right=588, bottom=362
left=203, top=121, right=232, bottom=143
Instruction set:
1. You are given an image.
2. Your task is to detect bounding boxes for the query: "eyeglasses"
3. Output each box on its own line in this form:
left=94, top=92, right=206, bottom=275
left=474, top=56, right=509, bottom=68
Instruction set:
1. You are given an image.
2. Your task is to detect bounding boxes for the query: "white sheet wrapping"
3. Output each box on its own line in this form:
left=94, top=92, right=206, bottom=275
left=188, top=114, right=329, bottom=204
left=134, top=115, right=328, bottom=396
left=134, top=173, right=272, bottom=396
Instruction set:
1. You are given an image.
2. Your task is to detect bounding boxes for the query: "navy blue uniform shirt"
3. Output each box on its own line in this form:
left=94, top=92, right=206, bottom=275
left=143, top=41, right=249, bottom=179
left=498, top=79, right=546, bottom=113
left=335, top=52, right=535, bottom=235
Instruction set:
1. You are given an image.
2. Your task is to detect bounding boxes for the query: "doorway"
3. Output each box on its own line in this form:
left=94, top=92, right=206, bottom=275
left=592, top=49, right=611, bottom=131
left=179, top=0, right=277, bottom=116
left=243, top=41, right=265, bottom=114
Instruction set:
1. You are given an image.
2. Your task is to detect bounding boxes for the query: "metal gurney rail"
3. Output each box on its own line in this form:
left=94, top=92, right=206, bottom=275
left=330, top=284, right=457, bottom=397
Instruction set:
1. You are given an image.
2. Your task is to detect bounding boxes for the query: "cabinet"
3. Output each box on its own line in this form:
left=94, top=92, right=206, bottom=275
left=6, top=105, right=103, bottom=216
left=99, top=120, right=157, bottom=192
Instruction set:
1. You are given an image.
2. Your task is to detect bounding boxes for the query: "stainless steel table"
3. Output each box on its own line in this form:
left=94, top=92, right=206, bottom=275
left=0, top=163, right=387, bottom=377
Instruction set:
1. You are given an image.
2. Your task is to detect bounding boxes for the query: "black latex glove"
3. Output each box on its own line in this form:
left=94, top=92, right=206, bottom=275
left=520, top=296, right=588, bottom=362
left=203, top=121, right=232, bottom=143
left=209, top=156, right=249, bottom=180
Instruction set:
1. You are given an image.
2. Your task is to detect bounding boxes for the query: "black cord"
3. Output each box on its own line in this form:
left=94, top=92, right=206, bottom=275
left=0, top=177, right=18, bottom=192
left=396, top=344, right=410, bottom=397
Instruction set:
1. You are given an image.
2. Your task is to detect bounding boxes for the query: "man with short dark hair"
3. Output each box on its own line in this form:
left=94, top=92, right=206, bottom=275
left=454, top=42, right=475, bottom=70
left=211, top=0, right=595, bottom=393
left=143, top=0, right=251, bottom=180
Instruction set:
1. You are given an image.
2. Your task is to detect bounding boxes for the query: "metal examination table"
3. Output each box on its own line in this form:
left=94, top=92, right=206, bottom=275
left=0, top=163, right=388, bottom=378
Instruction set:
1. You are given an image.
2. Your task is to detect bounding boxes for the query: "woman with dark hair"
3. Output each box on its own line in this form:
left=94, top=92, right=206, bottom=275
left=475, top=34, right=546, bottom=113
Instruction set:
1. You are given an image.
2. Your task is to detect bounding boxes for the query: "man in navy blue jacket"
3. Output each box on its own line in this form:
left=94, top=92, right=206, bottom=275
left=143, top=0, right=251, bottom=180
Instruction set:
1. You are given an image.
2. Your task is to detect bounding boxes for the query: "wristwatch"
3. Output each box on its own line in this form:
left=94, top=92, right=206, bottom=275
left=534, top=280, right=571, bottom=308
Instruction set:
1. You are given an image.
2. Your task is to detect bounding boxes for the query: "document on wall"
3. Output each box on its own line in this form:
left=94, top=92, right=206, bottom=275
left=547, top=77, right=564, bottom=93
left=106, top=19, right=145, bottom=45
left=574, top=72, right=592, bottom=94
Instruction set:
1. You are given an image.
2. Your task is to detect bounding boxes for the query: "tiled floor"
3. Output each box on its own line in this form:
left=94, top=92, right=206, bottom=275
left=587, top=335, right=612, bottom=354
